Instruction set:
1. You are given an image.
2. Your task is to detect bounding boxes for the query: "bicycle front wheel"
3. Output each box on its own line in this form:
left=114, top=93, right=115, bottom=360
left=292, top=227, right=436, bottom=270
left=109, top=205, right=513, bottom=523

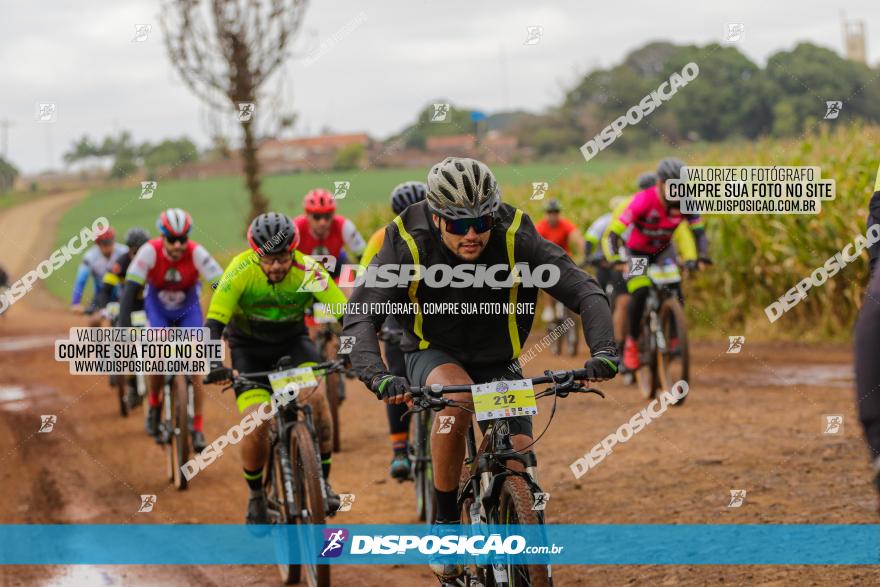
left=657, top=297, right=690, bottom=405
left=409, top=410, right=435, bottom=522
left=489, top=476, right=550, bottom=587
left=326, top=375, right=341, bottom=453
left=290, top=424, right=330, bottom=587
left=635, top=317, right=658, bottom=400
left=168, top=376, right=190, bottom=490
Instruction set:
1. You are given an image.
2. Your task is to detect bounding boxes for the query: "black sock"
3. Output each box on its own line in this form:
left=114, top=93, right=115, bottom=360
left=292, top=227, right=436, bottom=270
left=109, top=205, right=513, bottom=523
left=243, top=467, right=263, bottom=492
left=435, top=488, right=460, bottom=523
left=321, top=453, right=332, bottom=479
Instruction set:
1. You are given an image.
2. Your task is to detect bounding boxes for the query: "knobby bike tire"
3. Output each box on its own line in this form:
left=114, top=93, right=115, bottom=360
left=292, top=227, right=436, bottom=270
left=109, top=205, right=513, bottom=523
left=657, top=297, right=690, bottom=405
left=290, top=423, right=330, bottom=587
left=327, top=381, right=341, bottom=453
left=565, top=312, right=579, bottom=357
left=635, top=315, right=658, bottom=400
left=170, top=376, right=189, bottom=490
left=490, top=476, right=550, bottom=587
left=410, top=411, right=435, bottom=522
left=269, top=440, right=301, bottom=585
left=116, top=378, right=129, bottom=418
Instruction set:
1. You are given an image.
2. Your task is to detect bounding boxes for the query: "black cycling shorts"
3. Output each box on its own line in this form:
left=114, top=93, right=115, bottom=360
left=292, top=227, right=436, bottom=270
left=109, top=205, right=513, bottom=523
left=229, top=335, right=321, bottom=412
left=405, top=347, right=533, bottom=438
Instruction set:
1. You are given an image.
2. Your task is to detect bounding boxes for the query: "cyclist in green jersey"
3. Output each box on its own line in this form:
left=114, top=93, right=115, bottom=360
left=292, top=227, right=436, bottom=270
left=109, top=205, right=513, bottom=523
left=204, top=213, right=347, bottom=524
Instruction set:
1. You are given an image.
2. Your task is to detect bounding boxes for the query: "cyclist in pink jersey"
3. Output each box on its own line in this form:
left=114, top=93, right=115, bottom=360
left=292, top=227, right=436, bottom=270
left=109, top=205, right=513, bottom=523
left=607, top=158, right=711, bottom=370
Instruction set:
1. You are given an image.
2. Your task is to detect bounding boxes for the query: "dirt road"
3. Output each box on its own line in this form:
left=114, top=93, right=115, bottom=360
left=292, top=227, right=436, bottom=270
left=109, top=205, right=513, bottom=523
left=0, top=194, right=876, bottom=586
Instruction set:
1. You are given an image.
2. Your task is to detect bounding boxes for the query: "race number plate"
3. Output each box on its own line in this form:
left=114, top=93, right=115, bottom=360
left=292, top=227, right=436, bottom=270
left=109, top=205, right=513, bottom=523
left=268, top=367, right=319, bottom=393
left=472, top=379, right=537, bottom=422
left=131, top=311, right=147, bottom=327
left=647, top=264, right=682, bottom=285
left=312, top=302, right=338, bottom=325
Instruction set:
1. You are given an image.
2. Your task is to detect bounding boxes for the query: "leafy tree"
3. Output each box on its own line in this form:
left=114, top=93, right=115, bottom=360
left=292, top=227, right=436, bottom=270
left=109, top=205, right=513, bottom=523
left=0, top=156, right=19, bottom=193
left=143, top=138, right=199, bottom=174
left=332, top=143, right=364, bottom=171
left=663, top=44, right=767, bottom=141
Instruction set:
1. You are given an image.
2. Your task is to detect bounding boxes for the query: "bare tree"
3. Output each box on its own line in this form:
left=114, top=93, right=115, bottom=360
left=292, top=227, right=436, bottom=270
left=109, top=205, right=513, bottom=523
left=161, top=0, right=307, bottom=219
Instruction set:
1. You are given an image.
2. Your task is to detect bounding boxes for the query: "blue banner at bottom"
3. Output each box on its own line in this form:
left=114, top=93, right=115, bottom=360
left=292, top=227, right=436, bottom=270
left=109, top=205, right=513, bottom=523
left=1, top=524, right=879, bottom=565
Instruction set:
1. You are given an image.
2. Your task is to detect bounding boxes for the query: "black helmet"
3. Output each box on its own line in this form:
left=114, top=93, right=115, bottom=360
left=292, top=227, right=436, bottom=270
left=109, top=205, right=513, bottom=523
left=247, top=213, right=299, bottom=255
left=544, top=199, right=562, bottom=213
left=656, top=158, right=686, bottom=182
left=637, top=172, right=658, bottom=190
left=124, top=227, right=150, bottom=250
left=390, top=181, right=427, bottom=215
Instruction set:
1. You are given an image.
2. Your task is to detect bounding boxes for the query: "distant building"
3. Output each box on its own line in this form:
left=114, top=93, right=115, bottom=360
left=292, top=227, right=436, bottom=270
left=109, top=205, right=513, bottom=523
left=259, top=133, right=371, bottom=173
left=426, top=134, right=477, bottom=154
left=842, top=18, right=867, bottom=64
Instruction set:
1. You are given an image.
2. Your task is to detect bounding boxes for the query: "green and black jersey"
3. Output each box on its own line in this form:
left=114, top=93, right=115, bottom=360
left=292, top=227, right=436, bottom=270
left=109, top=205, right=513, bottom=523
left=206, top=249, right=346, bottom=345
left=342, top=201, right=615, bottom=384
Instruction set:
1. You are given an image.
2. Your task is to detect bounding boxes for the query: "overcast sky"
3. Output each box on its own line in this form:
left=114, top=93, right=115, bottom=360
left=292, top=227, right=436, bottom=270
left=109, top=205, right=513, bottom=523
left=1, top=0, right=877, bottom=173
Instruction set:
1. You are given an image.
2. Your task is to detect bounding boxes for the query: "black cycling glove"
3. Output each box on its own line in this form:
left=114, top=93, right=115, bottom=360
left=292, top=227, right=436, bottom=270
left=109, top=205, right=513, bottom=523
left=204, top=365, right=233, bottom=384
left=583, top=354, right=619, bottom=380
left=370, top=374, right=409, bottom=400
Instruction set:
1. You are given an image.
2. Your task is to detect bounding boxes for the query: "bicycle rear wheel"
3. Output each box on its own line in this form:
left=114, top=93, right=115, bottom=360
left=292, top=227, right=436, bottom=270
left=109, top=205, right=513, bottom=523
left=489, top=476, right=550, bottom=587
left=169, top=376, right=189, bottom=490
left=290, top=423, right=330, bottom=587
left=657, top=297, right=690, bottom=405
left=565, top=313, right=579, bottom=357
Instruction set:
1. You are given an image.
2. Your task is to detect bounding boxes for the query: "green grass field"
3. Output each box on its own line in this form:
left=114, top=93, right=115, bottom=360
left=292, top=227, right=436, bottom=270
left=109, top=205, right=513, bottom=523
left=44, top=160, right=630, bottom=303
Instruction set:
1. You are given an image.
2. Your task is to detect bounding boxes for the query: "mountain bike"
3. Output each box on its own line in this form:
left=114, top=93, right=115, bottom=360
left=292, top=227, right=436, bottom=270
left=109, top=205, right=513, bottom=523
left=632, top=262, right=689, bottom=402
left=546, top=301, right=579, bottom=357
left=314, top=318, right=345, bottom=452
left=379, top=326, right=436, bottom=523
left=102, top=303, right=148, bottom=417
left=409, top=368, right=605, bottom=586
left=213, top=358, right=351, bottom=587
left=159, top=373, right=194, bottom=490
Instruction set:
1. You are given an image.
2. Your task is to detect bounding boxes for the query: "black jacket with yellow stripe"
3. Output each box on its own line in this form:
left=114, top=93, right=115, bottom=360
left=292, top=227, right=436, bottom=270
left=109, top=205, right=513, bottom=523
left=869, top=163, right=880, bottom=274
left=342, top=201, right=615, bottom=385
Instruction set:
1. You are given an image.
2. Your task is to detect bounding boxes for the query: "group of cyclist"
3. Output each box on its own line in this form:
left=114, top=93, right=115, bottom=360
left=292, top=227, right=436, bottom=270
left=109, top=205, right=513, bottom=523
left=71, top=154, right=709, bottom=582
left=538, top=159, right=711, bottom=376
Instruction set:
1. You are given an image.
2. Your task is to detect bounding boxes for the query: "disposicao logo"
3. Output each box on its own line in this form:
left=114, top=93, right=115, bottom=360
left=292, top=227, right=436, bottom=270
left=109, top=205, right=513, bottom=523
left=319, top=528, right=349, bottom=558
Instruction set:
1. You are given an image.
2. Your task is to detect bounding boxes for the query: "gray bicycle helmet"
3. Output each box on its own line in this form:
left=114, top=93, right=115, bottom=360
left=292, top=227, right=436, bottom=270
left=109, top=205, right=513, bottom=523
left=656, top=158, right=686, bottom=182
left=544, top=199, right=562, bottom=213
left=637, top=172, right=658, bottom=190
left=248, top=212, right=299, bottom=254
left=390, top=181, right=427, bottom=215
left=426, top=157, right=501, bottom=219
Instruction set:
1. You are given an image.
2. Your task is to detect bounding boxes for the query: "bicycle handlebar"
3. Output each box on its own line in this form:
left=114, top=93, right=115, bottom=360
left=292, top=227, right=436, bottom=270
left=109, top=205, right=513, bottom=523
left=203, top=359, right=352, bottom=389
left=406, top=368, right=606, bottom=412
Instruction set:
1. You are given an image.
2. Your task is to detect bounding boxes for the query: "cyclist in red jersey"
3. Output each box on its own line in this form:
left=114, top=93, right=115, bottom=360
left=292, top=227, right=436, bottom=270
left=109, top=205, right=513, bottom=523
left=118, top=208, right=223, bottom=452
left=535, top=199, right=585, bottom=323
left=294, top=189, right=367, bottom=429
left=293, top=189, right=366, bottom=276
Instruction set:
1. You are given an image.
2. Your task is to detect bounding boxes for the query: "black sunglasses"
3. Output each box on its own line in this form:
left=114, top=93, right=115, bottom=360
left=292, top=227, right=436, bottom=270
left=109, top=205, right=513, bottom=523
left=165, top=234, right=188, bottom=244
left=311, top=213, right=333, bottom=221
left=443, top=215, right=495, bottom=236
